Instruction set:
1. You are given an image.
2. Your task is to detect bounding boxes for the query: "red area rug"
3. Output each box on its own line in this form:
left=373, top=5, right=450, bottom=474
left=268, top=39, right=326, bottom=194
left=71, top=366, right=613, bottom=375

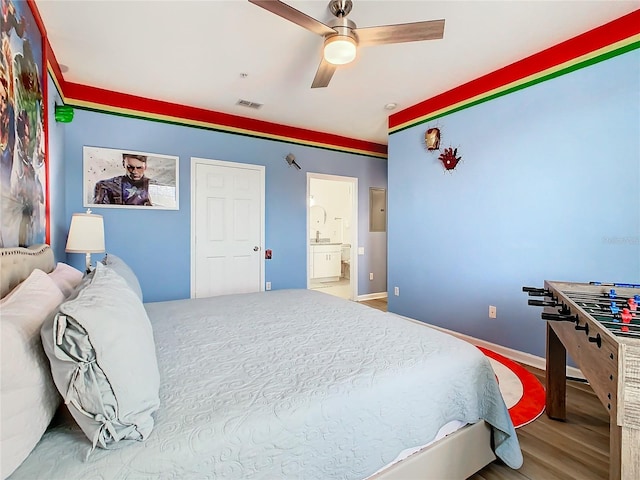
left=478, top=346, right=546, bottom=428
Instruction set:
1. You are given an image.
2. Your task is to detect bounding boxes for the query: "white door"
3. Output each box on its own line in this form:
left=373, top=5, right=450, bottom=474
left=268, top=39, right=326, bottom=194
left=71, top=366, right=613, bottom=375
left=191, top=158, right=264, bottom=298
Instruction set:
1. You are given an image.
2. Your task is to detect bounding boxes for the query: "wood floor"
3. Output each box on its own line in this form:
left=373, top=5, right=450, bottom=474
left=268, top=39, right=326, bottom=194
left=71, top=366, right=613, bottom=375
left=359, top=298, right=611, bottom=480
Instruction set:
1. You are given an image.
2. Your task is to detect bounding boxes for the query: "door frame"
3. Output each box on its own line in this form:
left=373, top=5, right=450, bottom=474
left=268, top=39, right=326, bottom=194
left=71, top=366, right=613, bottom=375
left=307, top=173, right=358, bottom=300
left=190, top=157, right=265, bottom=298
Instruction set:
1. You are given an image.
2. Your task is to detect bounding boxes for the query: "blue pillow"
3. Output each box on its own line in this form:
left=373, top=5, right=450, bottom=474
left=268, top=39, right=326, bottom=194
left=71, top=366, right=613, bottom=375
left=41, top=263, right=159, bottom=455
left=101, top=254, right=143, bottom=301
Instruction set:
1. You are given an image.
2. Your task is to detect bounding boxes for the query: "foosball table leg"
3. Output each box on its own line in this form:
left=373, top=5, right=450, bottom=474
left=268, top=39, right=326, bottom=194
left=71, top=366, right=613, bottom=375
left=610, top=424, right=622, bottom=480
left=546, top=323, right=567, bottom=420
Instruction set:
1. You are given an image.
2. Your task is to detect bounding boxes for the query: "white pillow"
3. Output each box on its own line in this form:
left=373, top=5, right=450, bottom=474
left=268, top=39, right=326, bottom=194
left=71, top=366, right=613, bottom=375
left=48, top=262, right=84, bottom=298
left=0, top=269, right=65, bottom=479
left=41, top=262, right=160, bottom=454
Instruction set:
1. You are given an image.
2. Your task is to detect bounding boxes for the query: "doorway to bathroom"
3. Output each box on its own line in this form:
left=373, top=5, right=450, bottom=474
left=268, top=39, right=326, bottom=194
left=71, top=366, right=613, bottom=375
left=307, top=173, right=357, bottom=301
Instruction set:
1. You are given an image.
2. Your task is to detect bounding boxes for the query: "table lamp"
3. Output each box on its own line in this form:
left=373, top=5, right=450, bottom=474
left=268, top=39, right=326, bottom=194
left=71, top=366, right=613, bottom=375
left=65, top=209, right=105, bottom=273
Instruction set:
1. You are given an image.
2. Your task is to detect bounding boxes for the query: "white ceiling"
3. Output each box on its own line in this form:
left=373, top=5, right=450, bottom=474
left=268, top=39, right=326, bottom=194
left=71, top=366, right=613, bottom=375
left=36, top=0, right=638, bottom=145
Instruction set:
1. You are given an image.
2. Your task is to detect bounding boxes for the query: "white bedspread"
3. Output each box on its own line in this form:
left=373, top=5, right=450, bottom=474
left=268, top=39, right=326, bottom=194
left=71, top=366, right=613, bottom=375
left=11, top=289, right=522, bottom=479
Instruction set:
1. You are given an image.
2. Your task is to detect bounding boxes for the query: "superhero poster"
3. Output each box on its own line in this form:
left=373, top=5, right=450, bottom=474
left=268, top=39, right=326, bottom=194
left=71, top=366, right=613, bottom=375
left=0, top=0, right=47, bottom=247
left=83, top=146, right=179, bottom=210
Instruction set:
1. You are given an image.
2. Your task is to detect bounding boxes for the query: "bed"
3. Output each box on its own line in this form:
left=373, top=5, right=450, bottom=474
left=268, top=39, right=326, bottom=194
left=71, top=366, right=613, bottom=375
left=1, top=244, right=523, bottom=479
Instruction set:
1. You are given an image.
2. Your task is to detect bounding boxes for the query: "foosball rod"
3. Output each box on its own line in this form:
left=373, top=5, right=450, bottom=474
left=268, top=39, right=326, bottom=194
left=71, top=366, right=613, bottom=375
left=604, top=327, right=640, bottom=338
left=581, top=310, right=638, bottom=325
left=593, top=317, right=640, bottom=330
left=571, top=297, right=638, bottom=310
left=540, top=313, right=640, bottom=337
left=563, top=291, right=640, bottom=304
left=589, top=281, right=640, bottom=288
left=576, top=302, right=640, bottom=318
left=522, top=287, right=554, bottom=298
left=541, top=307, right=637, bottom=325
left=567, top=290, right=640, bottom=300
left=527, top=298, right=634, bottom=318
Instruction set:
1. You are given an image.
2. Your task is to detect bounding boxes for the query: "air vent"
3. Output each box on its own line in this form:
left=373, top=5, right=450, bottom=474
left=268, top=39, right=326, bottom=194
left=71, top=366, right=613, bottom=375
left=236, top=99, right=263, bottom=109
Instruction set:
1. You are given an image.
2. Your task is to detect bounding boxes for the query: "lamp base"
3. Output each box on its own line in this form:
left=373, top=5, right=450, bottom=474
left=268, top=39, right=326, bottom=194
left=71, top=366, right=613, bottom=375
left=85, top=252, right=92, bottom=274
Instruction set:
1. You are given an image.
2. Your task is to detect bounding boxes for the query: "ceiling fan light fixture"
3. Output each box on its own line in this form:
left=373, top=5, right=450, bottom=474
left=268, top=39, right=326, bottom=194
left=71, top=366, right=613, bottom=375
left=323, top=35, right=357, bottom=65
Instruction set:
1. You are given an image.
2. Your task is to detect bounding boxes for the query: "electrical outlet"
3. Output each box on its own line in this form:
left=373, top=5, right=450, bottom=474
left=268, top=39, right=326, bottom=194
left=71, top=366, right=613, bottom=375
left=489, top=305, right=497, bottom=318
left=394, top=287, right=399, bottom=296
left=369, top=272, right=374, bottom=280
left=266, top=282, right=271, bottom=291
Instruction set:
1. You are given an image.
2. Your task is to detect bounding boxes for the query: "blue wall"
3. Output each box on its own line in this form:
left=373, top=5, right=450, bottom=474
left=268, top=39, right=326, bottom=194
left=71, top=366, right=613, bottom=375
left=387, top=50, right=639, bottom=358
left=56, top=110, right=387, bottom=302
left=46, top=75, right=67, bottom=262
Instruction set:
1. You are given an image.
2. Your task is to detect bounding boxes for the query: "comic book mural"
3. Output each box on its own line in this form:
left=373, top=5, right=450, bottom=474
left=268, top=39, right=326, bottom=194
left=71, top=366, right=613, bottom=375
left=1, top=0, right=46, bottom=247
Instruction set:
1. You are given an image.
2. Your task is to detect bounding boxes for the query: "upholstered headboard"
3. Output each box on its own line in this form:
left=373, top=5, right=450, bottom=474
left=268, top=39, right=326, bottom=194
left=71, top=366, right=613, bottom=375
left=0, top=244, right=55, bottom=298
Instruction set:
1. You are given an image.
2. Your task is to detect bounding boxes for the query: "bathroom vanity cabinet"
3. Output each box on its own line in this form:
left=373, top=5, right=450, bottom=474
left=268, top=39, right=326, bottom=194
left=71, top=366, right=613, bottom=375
left=310, top=244, right=341, bottom=280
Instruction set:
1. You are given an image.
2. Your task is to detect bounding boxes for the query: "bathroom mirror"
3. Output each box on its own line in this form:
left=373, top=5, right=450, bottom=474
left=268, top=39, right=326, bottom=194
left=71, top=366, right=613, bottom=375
left=310, top=205, right=327, bottom=227
left=369, top=188, right=386, bottom=232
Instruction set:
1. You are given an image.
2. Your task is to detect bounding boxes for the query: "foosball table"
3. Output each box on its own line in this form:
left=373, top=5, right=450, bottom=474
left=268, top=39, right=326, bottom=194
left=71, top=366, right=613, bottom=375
left=524, top=281, right=640, bottom=480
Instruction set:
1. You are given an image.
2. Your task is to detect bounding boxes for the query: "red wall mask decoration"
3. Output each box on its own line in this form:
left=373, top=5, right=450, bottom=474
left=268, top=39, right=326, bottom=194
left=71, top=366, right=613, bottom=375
left=424, top=128, right=441, bottom=150
left=438, top=147, right=462, bottom=171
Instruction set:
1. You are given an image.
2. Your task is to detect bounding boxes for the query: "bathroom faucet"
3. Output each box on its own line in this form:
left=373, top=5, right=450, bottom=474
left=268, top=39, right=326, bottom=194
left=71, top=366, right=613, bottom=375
left=315, top=230, right=320, bottom=241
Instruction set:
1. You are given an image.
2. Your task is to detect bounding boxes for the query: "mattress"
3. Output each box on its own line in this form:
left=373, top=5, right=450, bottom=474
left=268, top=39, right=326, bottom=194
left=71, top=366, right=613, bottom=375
left=11, top=289, right=522, bottom=479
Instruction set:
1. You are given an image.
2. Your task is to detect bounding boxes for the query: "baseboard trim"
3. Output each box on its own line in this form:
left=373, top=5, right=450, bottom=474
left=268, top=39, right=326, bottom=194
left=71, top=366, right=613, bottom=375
left=357, top=292, right=388, bottom=302
left=396, top=314, right=586, bottom=381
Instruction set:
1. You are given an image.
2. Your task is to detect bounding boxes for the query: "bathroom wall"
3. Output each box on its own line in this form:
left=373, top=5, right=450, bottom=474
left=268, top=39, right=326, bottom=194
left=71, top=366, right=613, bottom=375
left=309, top=178, right=353, bottom=244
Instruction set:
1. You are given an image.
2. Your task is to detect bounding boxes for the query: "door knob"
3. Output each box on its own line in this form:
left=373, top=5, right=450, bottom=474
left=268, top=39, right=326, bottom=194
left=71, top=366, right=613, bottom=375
left=253, top=246, right=260, bottom=251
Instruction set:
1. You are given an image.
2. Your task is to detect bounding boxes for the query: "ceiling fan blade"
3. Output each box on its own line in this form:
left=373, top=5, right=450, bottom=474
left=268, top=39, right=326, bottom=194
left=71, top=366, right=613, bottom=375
left=249, top=0, right=335, bottom=36
left=311, top=57, right=337, bottom=89
left=356, top=19, right=445, bottom=46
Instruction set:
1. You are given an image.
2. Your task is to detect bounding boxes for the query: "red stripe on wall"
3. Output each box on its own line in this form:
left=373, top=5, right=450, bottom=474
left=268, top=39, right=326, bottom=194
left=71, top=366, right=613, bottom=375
left=31, top=0, right=384, bottom=156
left=26, top=0, right=50, bottom=243
left=63, top=83, right=387, bottom=156
left=46, top=39, right=66, bottom=89
left=26, top=0, right=47, bottom=38
left=389, top=9, right=640, bottom=129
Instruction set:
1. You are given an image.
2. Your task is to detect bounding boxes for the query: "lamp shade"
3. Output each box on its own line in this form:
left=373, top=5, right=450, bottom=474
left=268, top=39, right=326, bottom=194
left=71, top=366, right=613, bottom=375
left=323, top=35, right=357, bottom=65
left=65, top=211, right=105, bottom=253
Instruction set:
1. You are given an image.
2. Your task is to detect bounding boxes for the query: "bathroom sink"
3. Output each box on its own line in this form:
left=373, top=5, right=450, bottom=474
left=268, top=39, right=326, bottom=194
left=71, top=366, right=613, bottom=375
left=310, top=238, right=331, bottom=244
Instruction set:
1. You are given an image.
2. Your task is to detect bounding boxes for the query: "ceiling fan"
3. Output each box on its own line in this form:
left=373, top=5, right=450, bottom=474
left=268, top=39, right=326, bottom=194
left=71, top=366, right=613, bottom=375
left=248, top=0, right=445, bottom=88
